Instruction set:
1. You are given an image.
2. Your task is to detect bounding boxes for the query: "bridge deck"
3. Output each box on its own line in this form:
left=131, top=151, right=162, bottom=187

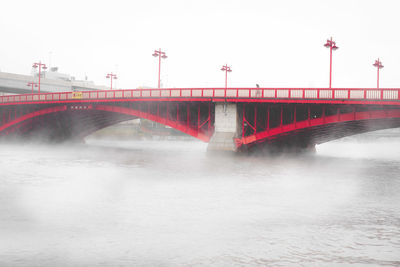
left=1, top=88, right=400, bottom=105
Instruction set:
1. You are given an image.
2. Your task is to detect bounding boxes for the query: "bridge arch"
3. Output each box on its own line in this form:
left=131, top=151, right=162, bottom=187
left=0, top=105, right=136, bottom=141
left=0, top=102, right=214, bottom=142
left=236, top=103, right=400, bottom=151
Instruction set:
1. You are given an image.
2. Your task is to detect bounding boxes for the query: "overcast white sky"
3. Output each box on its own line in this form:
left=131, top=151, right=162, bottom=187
left=1, top=0, right=400, bottom=89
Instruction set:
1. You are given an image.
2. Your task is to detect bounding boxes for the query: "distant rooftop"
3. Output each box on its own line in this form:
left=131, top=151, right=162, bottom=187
left=0, top=67, right=109, bottom=95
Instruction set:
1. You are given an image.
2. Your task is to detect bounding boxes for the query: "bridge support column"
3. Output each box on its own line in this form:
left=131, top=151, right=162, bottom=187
left=207, top=102, right=238, bottom=152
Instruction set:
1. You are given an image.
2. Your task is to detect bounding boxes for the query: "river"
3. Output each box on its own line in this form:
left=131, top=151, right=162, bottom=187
left=0, top=134, right=400, bottom=266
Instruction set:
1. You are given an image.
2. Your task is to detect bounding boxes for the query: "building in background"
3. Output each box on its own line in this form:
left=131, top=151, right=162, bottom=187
left=0, top=67, right=109, bottom=95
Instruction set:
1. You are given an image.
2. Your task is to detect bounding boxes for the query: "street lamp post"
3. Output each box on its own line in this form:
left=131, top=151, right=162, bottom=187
left=323, top=37, right=339, bottom=88
left=32, top=62, right=47, bottom=93
left=221, top=64, right=232, bottom=97
left=27, top=82, right=38, bottom=94
left=373, top=58, right=384, bottom=89
left=152, top=48, right=167, bottom=88
left=106, top=73, right=118, bottom=90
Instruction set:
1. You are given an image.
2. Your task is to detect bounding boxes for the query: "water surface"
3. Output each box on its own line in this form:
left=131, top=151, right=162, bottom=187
left=0, top=136, right=400, bottom=266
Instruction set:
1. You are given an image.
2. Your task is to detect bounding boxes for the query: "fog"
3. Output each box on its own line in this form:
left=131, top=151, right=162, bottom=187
left=0, top=133, right=399, bottom=266
left=318, top=138, right=400, bottom=160
left=2, top=0, right=400, bottom=89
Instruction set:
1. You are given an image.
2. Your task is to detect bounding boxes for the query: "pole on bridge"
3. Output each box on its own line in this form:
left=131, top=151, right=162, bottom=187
left=32, top=62, right=47, bottom=94
left=373, top=58, right=384, bottom=89
left=26, top=82, right=38, bottom=94
left=324, top=37, right=339, bottom=88
left=152, top=48, right=167, bottom=88
left=221, top=64, right=232, bottom=101
left=106, top=73, right=118, bottom=90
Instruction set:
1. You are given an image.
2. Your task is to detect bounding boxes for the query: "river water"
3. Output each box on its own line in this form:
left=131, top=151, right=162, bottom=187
left=0, top=134, right=400, bottom=266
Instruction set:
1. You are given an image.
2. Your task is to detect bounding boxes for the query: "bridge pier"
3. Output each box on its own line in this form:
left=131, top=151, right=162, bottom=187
left=207, top=102, right=238, bottom=152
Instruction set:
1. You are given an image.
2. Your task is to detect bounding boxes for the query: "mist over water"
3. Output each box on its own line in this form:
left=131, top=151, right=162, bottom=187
left=1, top=134, right=400, bottom=266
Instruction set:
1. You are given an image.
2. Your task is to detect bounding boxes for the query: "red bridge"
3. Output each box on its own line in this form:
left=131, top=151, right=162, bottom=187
left=1, top=87, right=400, bottom=152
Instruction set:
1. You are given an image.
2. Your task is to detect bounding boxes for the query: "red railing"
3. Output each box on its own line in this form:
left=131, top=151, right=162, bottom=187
left=1, top=88, right=400, bottom=104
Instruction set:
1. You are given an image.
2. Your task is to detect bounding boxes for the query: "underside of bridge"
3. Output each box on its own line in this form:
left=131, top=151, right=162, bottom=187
left=1, top=101, right=400, bottom=153
left=236, top=103, right=400, bottom=153
left=0, top=101, right=214, bottom=142
left=0, top=106, right=134, bottom=142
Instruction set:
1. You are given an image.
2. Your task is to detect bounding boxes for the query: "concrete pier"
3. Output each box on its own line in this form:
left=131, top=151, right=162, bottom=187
left=207, top=102, right=238, bottom=152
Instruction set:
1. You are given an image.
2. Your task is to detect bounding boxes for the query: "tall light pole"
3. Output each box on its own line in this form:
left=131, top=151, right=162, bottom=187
left=152, top=48, right=167, bottom=88
left=221, top=64, right=232, bottom=88
left=32, top=61, right=47, bottom=93
left=220, top=64, right=232, bottom=111
left=323, top=37, right=339, bottom=88
left=27, top=82, right=38, bottom=94
left=373, top=58, right=384, bottom=89
left=106, top=72, right=117, bottom=90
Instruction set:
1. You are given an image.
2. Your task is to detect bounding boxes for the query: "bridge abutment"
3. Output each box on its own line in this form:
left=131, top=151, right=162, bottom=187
left=207, top=102, right=238, bottom=152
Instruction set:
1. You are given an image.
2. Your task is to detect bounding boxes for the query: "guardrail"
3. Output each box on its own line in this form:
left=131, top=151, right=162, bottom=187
left=1, top=88, right=400, bottom=104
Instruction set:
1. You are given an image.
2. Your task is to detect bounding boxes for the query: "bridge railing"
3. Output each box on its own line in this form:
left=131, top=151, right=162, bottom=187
left=1, top=88, right=400, bottom=104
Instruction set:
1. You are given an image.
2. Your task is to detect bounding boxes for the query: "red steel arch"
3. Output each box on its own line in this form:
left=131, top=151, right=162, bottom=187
left=0, top=102, right=214, bottom=142
left=0, top=105, right=67, bottom=134
left=236, top=105, right=400, bottom=149
left=94, top=105, right=211, bottom=142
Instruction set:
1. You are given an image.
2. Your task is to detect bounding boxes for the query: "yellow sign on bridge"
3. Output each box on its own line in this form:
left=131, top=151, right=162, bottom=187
left=72, top=92, right=83, bottom=99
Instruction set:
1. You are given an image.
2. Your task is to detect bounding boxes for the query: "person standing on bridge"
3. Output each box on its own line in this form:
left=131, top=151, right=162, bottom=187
left=256, top=84, right=261, bottom=97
